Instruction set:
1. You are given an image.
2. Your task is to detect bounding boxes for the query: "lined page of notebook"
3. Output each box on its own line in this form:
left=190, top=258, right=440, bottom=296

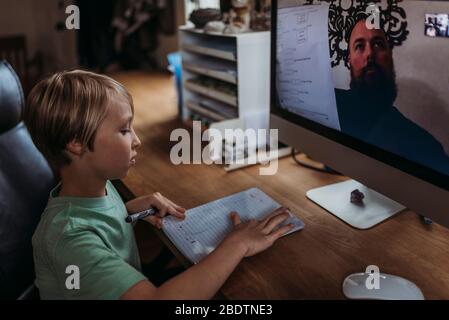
left=162, top=188, right=305, bottom=264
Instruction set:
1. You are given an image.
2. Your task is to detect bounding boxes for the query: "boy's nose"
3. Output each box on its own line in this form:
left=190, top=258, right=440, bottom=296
left=132, top=130, right=141, bottom=149
left=133, top=136, right=141, bottom=149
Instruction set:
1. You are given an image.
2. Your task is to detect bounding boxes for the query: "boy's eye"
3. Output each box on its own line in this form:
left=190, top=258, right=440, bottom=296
left=121, top=129, right=131, bottom=134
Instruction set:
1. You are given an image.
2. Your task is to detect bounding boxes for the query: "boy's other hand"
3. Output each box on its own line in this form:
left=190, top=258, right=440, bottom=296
left=225, top=207, right=294, bottom=258
left=126, top=192, right=186, bottom=229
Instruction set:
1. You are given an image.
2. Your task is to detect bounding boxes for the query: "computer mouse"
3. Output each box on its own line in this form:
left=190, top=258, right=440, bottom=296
left=342, top=272, right=425, bottom=300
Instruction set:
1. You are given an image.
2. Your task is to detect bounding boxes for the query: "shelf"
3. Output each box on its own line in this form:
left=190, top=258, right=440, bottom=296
left=180, top=26, right=267, bottom=38
left=185, top=101, right=228, bottom=122
left=185, top=81, right=238, bottom=107
left=197, top=99, right=238, bottom=118
left=182, top=43, right=236, bottom=62
left=180, top=27, right=272, bottom=174
left=186, top=98, right=238, bottom=120
left=184, top=62, right=237, bottom=84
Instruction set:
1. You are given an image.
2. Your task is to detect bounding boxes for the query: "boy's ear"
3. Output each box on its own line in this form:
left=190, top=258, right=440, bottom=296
left=65, top=139, right=86, bottom=157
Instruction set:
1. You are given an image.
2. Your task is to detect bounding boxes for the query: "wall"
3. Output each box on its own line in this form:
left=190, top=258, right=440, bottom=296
left=0, top=0, right=78, bottom=74
left=0, top=0, right=187, bottom=72
left=394, top=0, right=449, bottom=154
left=155, top=1, right=187, bottom=69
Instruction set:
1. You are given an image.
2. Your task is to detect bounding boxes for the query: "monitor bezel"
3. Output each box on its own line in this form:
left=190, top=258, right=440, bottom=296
left=270, top=0, right=449, bottom=192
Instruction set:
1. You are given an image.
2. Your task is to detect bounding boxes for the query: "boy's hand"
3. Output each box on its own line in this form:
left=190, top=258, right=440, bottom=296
left=225, top=207, right=294, bottom=258
left=126, top=192, right=186, bottom=229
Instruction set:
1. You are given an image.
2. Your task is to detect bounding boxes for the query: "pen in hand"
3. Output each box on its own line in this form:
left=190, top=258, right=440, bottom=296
left=125, top=208, right=158, bottom=224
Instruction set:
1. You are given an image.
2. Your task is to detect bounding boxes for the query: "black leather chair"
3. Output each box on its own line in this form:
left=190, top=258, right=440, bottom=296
left=0, top=60, right=55, bottom=299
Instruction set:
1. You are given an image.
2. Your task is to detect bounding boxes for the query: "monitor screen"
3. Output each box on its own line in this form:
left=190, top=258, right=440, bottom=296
left=272, top=0, right=449, bottom=189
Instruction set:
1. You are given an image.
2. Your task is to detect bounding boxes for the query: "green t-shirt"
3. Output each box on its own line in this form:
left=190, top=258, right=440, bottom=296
left=32, top=180, right=147, bottom=299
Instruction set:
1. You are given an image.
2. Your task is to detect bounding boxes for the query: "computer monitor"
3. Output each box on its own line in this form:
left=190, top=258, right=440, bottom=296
left=270, top=0, right=449, bottom=228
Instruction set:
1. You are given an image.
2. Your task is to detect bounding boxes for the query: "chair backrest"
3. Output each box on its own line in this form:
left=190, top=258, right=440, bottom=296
left=0, top=60, right=55, bottom=299
left=0, top=35, right=29, bottom=94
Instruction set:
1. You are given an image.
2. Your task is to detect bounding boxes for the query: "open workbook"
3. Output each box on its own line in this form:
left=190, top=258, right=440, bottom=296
left=161, top=188, right=305, bottom=264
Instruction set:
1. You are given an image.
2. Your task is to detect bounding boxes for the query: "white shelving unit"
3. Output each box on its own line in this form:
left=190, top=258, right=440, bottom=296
left=179, top=26, right=271, bottom=131
left=179, top=26, right=291, bottom=170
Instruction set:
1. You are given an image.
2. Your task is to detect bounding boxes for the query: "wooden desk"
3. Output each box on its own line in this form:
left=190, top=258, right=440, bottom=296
left=114, top=72, right=449, bottom=299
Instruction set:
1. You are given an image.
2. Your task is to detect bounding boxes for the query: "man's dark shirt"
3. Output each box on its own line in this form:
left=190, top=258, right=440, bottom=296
left=336, top=89, right=449, bottom=175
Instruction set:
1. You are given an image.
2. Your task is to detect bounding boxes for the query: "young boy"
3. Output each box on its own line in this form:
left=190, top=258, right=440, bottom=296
left=24, top=70, right=293, bottom=300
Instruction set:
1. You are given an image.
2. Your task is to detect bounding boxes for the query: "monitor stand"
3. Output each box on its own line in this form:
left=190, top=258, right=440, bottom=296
left=306, top=179, right=406, bottom=229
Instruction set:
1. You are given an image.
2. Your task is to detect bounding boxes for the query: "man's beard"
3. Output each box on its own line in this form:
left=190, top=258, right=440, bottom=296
left=350, top=61, right=398, bottom=108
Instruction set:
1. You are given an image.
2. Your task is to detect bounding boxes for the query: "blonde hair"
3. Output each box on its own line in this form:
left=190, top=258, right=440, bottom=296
left=23, top=70, right=133, bottom=173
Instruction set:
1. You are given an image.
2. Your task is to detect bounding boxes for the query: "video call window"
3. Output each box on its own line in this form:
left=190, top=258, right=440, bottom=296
left=276, top=1, right=449, bottom=176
